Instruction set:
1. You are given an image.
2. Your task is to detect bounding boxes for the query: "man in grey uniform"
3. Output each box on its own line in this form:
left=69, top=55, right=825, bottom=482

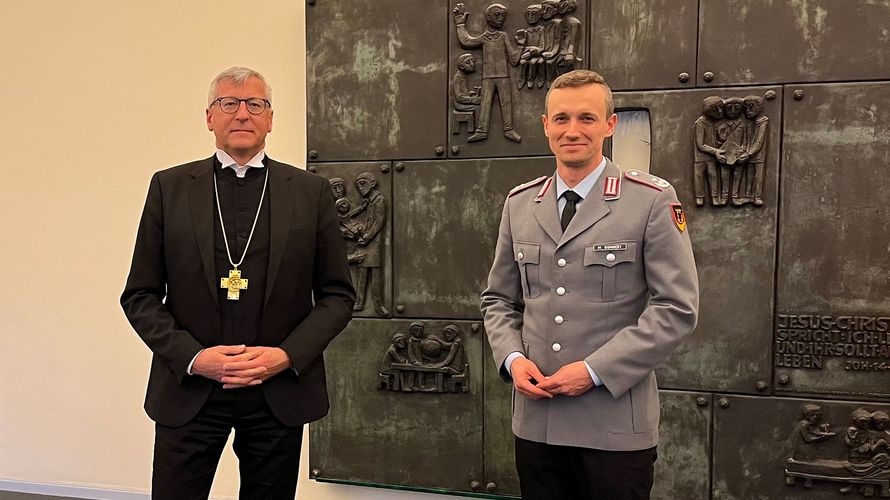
left=481, top=69, right=699, bottom=499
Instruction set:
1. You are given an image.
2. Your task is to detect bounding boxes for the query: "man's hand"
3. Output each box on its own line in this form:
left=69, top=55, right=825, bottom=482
left=511, top=357, right=553, bottom=400
left=536, top=361, right=594, bottom=397
left=191, top=345, right=263, bottom=386
left=219, top=346, right=292, bottom=389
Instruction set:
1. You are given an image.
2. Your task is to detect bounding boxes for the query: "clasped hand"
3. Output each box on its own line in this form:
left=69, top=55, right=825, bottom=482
left=192, top=345, right=292, bottom=389
left=511, top=358, right=594, bottom=400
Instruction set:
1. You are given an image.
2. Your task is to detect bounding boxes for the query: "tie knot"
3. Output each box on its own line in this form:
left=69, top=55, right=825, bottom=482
left=563, top=190, right=581, bottom=203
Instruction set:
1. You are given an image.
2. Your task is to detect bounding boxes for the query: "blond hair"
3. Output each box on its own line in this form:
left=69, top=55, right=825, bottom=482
left=545, top=69, right=613, bottom=116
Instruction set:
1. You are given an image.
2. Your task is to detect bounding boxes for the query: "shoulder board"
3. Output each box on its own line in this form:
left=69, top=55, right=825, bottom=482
left=508, top=175, right=548, bottom=197
left=624, top=170, right=671, bottom=191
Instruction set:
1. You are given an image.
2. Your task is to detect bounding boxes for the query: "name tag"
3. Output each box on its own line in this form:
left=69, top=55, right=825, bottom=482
left=593, top=243, right=628, bottom=252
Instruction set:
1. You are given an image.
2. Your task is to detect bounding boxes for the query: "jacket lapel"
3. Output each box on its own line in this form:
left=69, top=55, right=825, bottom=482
left=534, top=176, right=562, bottom=245
left=556, top=160, right=620, bottom=250
left=188, top=157, right=218, bottom=305
left=264, top=159, right=296, bottom=306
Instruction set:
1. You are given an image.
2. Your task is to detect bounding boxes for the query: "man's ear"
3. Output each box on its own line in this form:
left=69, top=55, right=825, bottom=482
left=206, top=109, right=213, bottom=131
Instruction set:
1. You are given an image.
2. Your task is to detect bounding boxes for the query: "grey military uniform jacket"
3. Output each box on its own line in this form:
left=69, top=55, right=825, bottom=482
left=481, top=159, right=699, bottom=451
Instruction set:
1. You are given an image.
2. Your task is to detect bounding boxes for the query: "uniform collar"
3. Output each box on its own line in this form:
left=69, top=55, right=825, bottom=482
left=555, top=156, right=607, bottom=201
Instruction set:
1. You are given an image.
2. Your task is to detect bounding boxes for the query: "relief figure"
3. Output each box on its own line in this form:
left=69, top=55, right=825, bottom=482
left=743, top=95, right=769, bottom=206
left=453, top=2, right=522, bottom=143
left=693, top=96, right=724, bottom=206
left=451, top=53, right=482, bottom=135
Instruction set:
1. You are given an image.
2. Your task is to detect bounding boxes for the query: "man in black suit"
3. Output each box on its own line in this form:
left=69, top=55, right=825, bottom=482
left=121, top=66, right=355, bottom=500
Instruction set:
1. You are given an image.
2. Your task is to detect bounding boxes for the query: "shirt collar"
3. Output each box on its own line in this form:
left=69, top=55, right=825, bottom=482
left=555, top=156, right=607, bottom=201
left=215, top=150, right=266, bottom=178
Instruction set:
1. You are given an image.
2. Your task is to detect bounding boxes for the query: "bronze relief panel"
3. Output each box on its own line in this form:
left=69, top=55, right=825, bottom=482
left=310, top=162, right=393, bottom=318
left=307, top=0, right=449, bottom=161
left=588, top=0, right=698, bottom=91
left=448, top=0, right=589, bottom=158
left=613, top=87, right=782, bottom=395
left=776, top=82, right=890, bottom=401
left=309, top=319, right=486, bottom=493
left=698, top=0, right=890, bottom=86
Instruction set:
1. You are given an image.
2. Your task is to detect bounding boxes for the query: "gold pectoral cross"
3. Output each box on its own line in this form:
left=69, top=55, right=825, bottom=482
left=220, top=269, right=248, bottom=300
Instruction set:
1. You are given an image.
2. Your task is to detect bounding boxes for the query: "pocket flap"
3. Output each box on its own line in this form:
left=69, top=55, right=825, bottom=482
left=584, top=241, right=637, bottom=268
left=514, top=242, right=541, bottom=265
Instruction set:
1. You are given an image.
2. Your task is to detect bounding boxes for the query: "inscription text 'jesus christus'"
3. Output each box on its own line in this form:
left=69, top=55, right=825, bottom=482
left=775, top=314, right=890, bottom=371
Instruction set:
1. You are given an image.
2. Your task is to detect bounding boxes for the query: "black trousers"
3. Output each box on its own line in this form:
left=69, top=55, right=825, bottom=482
left=152, top=385, right=303, bottom=500
left=515, top=436, right=657, bottom=500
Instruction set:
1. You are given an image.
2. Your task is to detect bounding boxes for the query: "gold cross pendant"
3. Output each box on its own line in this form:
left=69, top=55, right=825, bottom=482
left=220, top=269, right=248, bottom=300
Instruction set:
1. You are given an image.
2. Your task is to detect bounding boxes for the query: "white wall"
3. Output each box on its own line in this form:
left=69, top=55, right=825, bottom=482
left=0, top=2, right=455, bottom=499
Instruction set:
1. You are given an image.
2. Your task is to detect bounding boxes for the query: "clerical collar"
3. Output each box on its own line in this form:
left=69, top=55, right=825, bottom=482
left=555, top=156, right=607, bottom=201
left=215, top=150, right=266, bottom=178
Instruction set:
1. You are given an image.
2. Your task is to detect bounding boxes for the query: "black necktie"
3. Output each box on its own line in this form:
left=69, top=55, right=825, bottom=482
left=561, top=190, right=581, bottom=231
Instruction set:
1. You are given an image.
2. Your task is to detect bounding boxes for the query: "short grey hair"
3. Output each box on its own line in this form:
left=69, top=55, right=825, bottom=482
left=207, top=66, right=272, bottom=106
left=545, top=69, right=613, bottom=116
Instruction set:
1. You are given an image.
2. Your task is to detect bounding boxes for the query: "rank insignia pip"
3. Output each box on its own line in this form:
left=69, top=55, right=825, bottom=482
left=603, top=176, right=620, bottom=200
left=670, top=203, right=687, bottom=233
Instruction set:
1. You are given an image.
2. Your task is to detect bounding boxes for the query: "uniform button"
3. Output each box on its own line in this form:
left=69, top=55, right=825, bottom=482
left=554, top=315, right=564, bottom=325
left=606, top=253, right=616, bottom=262
left=557, top=258, right=567, bottom=267
left=518, top=252, right=524, bottom=261
left=552, top=343, right=562, bottom=352
left=239, top=231, right=248, bottom=238
left=237, top=180, right=246, bottom=186
left=556, top=286, right=566, bottom=296
left=238, top=206, right=247, bottom=213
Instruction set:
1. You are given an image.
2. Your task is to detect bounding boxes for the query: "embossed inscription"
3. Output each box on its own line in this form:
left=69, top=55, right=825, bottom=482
left=775, top=314, right=890, bottom=370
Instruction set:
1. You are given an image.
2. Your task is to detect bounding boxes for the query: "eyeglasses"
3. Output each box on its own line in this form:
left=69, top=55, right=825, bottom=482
left=212, top=97, right=271, bottom=115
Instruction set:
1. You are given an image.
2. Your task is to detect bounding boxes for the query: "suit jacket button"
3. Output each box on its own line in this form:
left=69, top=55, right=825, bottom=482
left=606, top=253, right=616, bottom=262
left=556, top=286, right=566, bottom=296
left=557, top=258, right=567, bottom=267
left=554, top=315, right=564, bottom=324
left=552, top=343, right=562, bottom=352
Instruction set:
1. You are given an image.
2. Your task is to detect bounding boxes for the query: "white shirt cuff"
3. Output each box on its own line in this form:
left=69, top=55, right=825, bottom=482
left=505, top=351, right=525, bottom=376
left=186, top=349, right=203, bottom=375
left=585, top=361, right=602, bottom=386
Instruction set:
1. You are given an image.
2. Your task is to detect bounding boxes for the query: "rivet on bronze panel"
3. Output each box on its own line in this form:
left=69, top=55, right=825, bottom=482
left=470, top=481, right=482, bottom=492
left=678, top=72, right=690, bottom=83
left=380, top=163, right=391, bottom=174
left=395, top=304, right=406, bottom=313
left=434, top=145, right=445, bottom=156
left=793, top=89, right=804, bottom=100
left=778, top=374, right=790, bottom=386
left=451, top=145, right=461, bottom=156
left=311, top=468, right=321, bottom=477
left=471, top=323, right=481, bottom=333
left=718, top=397, right=730, bottom=409
left=486, top=482, right=498, bottom=493
left=764, top=90, right=777, bottom=100
left=696, top=396, right=708, bottom=407
left=702, top=71, right=715, bottom=82
left=755, top=380, right=769, bottom=392
left=394, top=162, right=405, bottom=172
left=307, top=165, right=317, bottom=173
left=308, top=149, right=318, bottom=159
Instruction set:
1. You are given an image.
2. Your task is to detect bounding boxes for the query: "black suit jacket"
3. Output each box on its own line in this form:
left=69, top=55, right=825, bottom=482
left=121, top=156, right=355, bottom=427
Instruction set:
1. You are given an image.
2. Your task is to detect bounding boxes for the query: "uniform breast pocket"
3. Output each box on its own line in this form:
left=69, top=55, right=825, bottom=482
left=582, top=241, right=637, bottom=302
left=514, top=242, right=541, bottom=299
